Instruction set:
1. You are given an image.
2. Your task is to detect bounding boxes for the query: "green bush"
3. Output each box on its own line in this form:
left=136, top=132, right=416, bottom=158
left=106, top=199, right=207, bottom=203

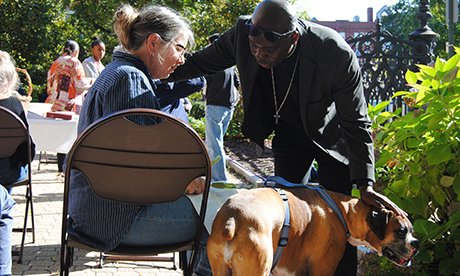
left=190, top=101, right=206, bottom=120
left=188, top=94, right=245, bottom=139
left=226, top=96, right=244, bottom=139
left=368, top=46, right=460, bottom=275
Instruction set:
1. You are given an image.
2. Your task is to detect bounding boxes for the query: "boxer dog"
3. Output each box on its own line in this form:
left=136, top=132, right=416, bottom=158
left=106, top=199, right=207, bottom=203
left=207, top=187, right=419, bottom=276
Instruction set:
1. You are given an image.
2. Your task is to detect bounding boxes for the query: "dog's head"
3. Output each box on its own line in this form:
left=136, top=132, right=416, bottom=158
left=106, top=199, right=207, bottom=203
left=366, top=209, right=419, bottom=266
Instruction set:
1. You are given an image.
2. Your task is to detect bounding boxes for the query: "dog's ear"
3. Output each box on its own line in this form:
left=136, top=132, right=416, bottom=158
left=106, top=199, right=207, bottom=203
left=366, top=209, right=392, bottom=241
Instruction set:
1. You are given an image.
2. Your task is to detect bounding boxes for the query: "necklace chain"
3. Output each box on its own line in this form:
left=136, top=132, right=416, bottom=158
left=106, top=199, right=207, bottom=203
left=271, top=52, right=300, bottom=124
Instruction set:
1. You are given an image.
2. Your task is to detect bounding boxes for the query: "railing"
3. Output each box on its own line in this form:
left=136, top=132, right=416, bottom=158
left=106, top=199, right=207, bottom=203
left=346, top=0, right=439, bottom=114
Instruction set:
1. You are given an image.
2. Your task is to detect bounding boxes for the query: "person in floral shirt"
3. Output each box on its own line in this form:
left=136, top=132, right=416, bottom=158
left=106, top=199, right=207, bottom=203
left=46, top=40, right=92, bottom=115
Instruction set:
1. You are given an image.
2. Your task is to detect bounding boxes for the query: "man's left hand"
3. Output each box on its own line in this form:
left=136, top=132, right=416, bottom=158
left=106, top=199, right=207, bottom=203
left=359, top=185, right=407, bottom=218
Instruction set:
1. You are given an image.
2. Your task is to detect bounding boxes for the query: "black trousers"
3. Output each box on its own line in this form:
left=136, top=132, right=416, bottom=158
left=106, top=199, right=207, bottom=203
left=272, top=130, right=357, bottom=276
left=57, top=153, right=66, bottom=173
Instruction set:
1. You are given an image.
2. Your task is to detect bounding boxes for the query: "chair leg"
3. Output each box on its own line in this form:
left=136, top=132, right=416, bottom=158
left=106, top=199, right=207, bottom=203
left=61, top=246, right=74, bottom=276
left=98, top=252, right=104, bottom=268
left=180, top=251, right=191, bottom=275
left=29, top=185, right=36, bottom=243
left=173, top=252, right=177, bottom=270
left=15, top=185, right=35, bottom=264
left=38, top=151, right=42, bottom=171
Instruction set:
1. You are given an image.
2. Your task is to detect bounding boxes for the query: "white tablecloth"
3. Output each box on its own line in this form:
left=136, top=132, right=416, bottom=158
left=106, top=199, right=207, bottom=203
left=27, top=103, right=79, bottom=153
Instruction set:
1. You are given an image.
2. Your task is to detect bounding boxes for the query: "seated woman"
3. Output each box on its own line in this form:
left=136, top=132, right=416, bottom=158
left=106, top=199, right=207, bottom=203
left=0, top=50, right=36, bottom=193
left=67, top=4, right=211, bottom=275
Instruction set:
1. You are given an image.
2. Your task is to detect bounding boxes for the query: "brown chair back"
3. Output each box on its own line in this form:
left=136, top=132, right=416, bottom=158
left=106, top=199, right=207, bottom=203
left=60, top=108, right=211, bottom=275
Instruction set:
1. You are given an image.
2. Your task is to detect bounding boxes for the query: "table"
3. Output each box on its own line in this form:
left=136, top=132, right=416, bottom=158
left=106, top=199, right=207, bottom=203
left=27, top=103, right=79, bottom=154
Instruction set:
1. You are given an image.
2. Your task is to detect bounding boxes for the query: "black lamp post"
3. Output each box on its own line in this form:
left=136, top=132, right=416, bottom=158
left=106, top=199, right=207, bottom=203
left=408, top=0, right=440, bottom=64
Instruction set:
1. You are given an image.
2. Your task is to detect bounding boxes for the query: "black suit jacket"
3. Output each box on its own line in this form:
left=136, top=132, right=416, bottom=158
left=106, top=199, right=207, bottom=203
left=167, top=16, right=375, bottom=182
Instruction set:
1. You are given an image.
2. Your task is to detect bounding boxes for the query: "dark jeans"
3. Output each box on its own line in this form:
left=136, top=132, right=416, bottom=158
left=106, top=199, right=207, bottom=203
left=190, top=228, right=212, bottom=276
left=57, top=153, right=66, bottom=172
left=272, top=130, right=357, bottom=276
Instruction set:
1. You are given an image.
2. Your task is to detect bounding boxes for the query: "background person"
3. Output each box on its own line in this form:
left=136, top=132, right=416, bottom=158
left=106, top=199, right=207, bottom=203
left=155, top=77, right=206, bottom=123
left=67, top=4, right=211, bottom=276
left=0, top=50, right=36, bottom=194
left=45, top=40, right=92, bottom=115
left=165, top=0, right=406, bottom=274
left=82, top=36, right=106, bottom=79
left=46, top=40, right=92, bottom=178
left=203, top=33, right=240, bottom=184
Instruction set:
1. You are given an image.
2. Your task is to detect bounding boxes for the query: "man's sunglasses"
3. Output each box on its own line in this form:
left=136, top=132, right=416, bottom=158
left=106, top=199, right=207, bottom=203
left=245, top=19, right=295, bottom=43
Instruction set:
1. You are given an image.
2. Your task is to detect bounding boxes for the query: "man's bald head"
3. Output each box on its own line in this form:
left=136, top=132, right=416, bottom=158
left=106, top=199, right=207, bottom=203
left=252, top=0, right=297, bottom=34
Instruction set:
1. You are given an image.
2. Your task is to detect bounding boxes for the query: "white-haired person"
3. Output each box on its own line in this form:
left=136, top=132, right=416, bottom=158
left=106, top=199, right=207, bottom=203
left=0, top=50, right=36, bottom=194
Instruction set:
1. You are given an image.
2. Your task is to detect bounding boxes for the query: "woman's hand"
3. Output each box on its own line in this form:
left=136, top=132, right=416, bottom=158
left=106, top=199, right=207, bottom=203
left=359, top=185, right=408, bottom=218
left=185, top=177, right=205, bottom=195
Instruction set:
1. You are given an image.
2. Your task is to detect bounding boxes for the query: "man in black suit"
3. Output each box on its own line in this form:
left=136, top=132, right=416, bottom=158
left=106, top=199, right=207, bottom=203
left=167, top=1, right=405, bottom=274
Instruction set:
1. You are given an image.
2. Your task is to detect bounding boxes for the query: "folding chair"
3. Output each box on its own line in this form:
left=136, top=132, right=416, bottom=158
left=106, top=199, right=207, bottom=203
left=0, top=106, right=35, bottom=264
left=60, top=108, right=211, bottom=276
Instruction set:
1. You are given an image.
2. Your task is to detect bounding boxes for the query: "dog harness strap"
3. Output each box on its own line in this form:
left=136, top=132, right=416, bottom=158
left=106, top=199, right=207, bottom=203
left=270, top=187, right=290, bottom=272
left=315, top=189, right=351, bottom=238
left=265, top=176, right=350, bottom=238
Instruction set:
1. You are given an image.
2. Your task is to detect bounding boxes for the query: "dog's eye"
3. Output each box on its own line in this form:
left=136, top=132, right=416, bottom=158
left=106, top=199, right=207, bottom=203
left=396, top=227, right=407, bottom=238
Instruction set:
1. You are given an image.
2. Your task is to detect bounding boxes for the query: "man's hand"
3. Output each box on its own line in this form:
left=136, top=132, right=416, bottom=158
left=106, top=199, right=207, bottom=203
left=185, top=177, right=205, bottom=195
left=359, top=185, right=407, bottom=218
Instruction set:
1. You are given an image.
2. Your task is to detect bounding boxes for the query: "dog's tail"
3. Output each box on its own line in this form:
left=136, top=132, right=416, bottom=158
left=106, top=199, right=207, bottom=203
left=221, top=217, right=237, bottom=241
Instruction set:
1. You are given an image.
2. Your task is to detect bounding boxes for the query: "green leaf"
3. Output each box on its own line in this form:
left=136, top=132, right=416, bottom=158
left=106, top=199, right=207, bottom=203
left=423, top=220, right=452, bottom=241
left=415, top=251, right=432, bottom=263
left=449, top=210, right=460, bottom=222
left=211, top=182, right=237, bottom=189
left=407, top=83, right=431, bottom=92
left=402, top=197, right=424, bottom=215
left=439, top=257, right=458, bottom=275
left=211, top=155, right=221, bottom=166
left=406, top=69, right=418, bottom=83
left=432, top=187, right=447, bottom=206
left=376, top=111, right=396, bottom=124
left=433, top=243, right=448, bottom=259
left=414, top=219, right=437, bottom=235
left=373, top=100, right=392, bottom=114
left=440, top=175, right=455, bottom=187
left=442, top=67, right=459, bottom=83
left=454, top=177, right=460, bottom=201
left=409, top=176, right=422, bottom=192
left=449, top=223, right=460, bottom=241
left=416, top=89, right=436, bottom=104
left=427, top=110, right=447, bottom=129
left=444, top=54, right=460, bottom=72
left=427, top=144, right=452, bottom=165
left=392, top=90, right=410, bottom=98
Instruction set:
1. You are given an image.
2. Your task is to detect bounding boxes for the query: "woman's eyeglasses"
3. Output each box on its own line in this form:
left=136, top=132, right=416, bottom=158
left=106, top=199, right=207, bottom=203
left=158, top=34, right=187, bottom=56
left=245, top=19, right=295, bottom=43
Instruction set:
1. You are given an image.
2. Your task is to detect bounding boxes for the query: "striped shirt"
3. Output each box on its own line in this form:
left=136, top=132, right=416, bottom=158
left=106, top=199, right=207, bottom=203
left=67, top=51, right=160, bottom=251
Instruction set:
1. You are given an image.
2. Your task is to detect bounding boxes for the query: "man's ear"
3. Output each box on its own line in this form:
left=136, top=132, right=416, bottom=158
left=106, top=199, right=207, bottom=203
left=292, top=31, right=299, bottom=44
left=366, top=209, right=391, bottom=241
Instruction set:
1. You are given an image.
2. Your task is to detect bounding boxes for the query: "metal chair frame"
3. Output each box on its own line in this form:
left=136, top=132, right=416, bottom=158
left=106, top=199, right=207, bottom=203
left=0, top=106, right=35, bottom=264
left=59, top=108, right=212, bottom=276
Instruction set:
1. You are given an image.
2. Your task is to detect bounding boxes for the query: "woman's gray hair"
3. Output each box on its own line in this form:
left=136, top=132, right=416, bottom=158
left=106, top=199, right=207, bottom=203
left=0, top=50, right=19, bottom=96
left=114, top=4, right=194, bottom=54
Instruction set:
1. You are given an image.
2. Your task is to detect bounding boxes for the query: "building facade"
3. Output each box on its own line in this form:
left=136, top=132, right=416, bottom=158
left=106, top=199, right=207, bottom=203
left=311, top=7, right=377, bottom=39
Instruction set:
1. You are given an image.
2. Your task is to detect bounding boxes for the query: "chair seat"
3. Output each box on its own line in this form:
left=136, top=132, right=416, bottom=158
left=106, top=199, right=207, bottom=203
left=67, top=234, right=194, bottom=255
